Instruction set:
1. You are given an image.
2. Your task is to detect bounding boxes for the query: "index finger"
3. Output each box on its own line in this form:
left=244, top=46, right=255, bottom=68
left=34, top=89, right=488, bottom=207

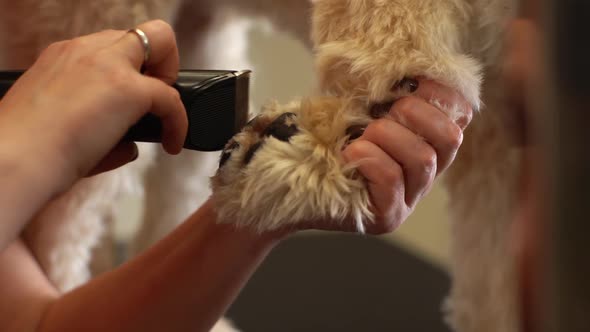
left=414, top=78, right=474, bottom=130
left=112, top=20, right=180, bottom=84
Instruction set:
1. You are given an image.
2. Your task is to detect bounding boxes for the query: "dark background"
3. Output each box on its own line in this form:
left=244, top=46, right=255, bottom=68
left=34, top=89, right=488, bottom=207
left=227, top=233, right=452, bottom=332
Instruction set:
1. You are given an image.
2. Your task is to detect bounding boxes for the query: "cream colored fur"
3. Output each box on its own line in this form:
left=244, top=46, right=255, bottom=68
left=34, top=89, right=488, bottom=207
left=212, top=98, right=373, bottom=232
left=0, top=0, right=522, bottom=331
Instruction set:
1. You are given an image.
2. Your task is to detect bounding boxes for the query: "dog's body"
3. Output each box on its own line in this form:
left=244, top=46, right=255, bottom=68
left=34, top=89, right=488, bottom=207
left=0, top=1, right=521, bottom=331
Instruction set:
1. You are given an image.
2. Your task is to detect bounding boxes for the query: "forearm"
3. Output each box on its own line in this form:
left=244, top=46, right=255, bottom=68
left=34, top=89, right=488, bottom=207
left=0, top=90, right=81, bottom=250
left=0, top=135, right=68, bottom=252
left=39, top=199, right=282, bottom=332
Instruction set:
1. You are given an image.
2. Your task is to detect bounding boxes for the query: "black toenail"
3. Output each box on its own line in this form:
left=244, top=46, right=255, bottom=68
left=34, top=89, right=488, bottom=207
left=246, top=115, right=260, bottom=127
left=219, top=141, right=239, bottom=168
left=244, top=141, right=264, bottom=165
left=346, top=125, right=366, bottom=141
left=370, top=101, right=394, bottom=118
left=264, top=112, right=299, bottom=142
left=397, top=77, right=419, bottom=93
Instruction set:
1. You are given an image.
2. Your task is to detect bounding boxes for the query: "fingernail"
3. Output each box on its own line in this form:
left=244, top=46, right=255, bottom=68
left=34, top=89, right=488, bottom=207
left=346, top=125, right=366, bottom=141
left=246, top=115, right=261, bottom=127
left=370, top=101, right=394, bottom=118
left=396, top=77, right=419, bottom=93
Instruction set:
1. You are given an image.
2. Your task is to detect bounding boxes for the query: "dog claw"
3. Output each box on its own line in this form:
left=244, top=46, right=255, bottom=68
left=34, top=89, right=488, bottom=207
left=243, top=141, right=264, bottom=165
left=219, top=141, right=239, bottom=168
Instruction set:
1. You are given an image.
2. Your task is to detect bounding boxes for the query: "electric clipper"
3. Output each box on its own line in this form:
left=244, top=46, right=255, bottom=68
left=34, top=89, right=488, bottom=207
left=0, top=69, right=250, bottom=151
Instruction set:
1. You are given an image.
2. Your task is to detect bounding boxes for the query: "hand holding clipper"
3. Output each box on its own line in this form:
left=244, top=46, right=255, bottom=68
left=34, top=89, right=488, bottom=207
left=0, top=69, right=250, bottom=152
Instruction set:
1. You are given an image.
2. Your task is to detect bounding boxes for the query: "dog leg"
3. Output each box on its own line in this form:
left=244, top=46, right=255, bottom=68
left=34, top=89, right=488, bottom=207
left=443, top=73, right=521, bottom=332
left=440, top=2, right=521, bottom=331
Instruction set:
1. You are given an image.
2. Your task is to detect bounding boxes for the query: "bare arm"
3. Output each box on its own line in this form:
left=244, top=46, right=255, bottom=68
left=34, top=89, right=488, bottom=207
left=0, top=143, right=67, bottom=253
left=0, top=199, right=280, bottom=332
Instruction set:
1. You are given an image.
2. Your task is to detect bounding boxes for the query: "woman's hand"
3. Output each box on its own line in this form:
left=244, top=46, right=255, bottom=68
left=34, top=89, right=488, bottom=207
left=0, top=20, right=187, bottom=189
left=0, top=20, right=187, bottom=251
left=333, top=79, right=472, bottom=235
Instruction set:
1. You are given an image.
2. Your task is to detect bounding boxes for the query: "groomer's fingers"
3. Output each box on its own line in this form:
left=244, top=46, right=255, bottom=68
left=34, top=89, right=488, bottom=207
left=413, top=79, right=473, bottom=130
left=87, top=141, right=138, bottom=176
left=389, top=96, right=463, bottom=174
left=113, top=20, right=180, bottom=84
left=342, top=140, right=410, bottom=233
left=360, top=117, right=437, bottom=207
left=137, top=76, right=188, bottom=154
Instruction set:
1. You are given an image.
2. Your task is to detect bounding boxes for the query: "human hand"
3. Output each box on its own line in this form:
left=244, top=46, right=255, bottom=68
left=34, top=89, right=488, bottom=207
left=0, top=20, right=187, bottom=191
left=336, top=78, right=473, bottom=235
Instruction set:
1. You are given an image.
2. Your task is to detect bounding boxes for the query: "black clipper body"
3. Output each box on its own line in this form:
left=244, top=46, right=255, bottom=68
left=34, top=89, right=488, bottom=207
left=0, top=69, right=250, bottom=151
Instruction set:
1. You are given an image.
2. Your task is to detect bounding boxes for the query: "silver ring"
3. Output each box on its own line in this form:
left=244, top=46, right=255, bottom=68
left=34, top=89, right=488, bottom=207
left=128, top=28, right=151, bottom=66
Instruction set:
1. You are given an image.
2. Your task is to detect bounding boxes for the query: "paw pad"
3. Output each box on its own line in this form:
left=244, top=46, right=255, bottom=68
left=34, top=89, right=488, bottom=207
left=218, top=112, right=300, bottom=169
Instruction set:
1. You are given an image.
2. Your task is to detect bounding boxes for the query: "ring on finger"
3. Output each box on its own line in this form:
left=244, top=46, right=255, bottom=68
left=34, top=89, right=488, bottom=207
left=127, top=28, right=151, bottom=71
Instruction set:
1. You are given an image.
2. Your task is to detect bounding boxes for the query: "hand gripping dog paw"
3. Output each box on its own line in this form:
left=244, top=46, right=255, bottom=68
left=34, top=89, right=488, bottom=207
left=211, top=0, right=482, bottom=233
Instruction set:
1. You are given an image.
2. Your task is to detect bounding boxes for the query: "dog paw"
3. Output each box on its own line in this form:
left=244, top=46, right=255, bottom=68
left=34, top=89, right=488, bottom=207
left=211, top=98, right=373, bottom=232
left=218, top=112, right=299, bottom=170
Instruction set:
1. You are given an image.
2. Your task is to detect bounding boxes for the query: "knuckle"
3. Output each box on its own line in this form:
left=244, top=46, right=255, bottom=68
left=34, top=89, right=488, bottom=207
left=41, top=40, right=69, bottom=58
left=364, top=118, right=389, bottom=139
left=443, top=123, right=464, bottom=151
left=167, top=87, right=184, bottom=112
left=169, top=86, right=181, bottom=101
left=76, top=53, right=99, bottom=68
left=457, top=105, right=474, bottom=129
left=149, top=19, right=174, bottom=37
left=67, top=37, right=87, bottom=50
left=415, top=145, right=437, bottom=176
left=392, top=96, right=420, bottom=116
left=344, top=140, right=371, bottom=160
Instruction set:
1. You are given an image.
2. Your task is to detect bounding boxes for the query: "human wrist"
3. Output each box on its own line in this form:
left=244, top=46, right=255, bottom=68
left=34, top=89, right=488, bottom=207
left=0, top=141, right=67, bottom=249
left=0, top=125, right=73, bottom=200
